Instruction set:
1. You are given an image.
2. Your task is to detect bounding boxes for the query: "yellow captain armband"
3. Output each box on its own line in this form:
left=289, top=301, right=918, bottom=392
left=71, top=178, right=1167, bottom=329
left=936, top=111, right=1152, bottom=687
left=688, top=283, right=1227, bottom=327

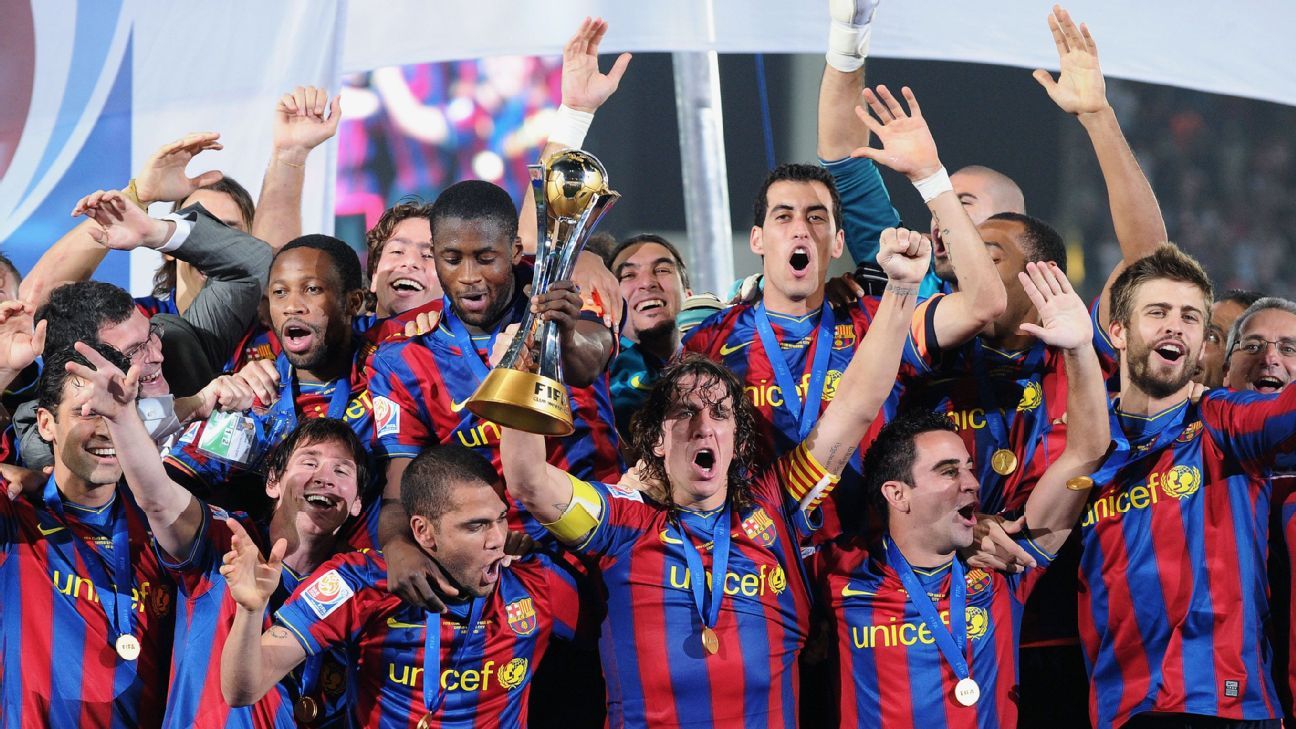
left=783, top=443, right=840, bottom=512
left=540, top=474, right=602, bottom=543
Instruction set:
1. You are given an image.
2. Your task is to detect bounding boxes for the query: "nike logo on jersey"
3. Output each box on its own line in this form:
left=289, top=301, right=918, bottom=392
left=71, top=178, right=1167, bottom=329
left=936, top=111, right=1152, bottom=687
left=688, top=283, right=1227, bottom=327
left=841, top=582, right=876, bottom=598
left=37, top=524, right=66, bottom=536
left=718, top=341, right=753, bottom=356
left=629, top=374, right=650, bottom=391
left=387, top=617, right=424, bottom=629
left=451, top=398, right=470, bottom=413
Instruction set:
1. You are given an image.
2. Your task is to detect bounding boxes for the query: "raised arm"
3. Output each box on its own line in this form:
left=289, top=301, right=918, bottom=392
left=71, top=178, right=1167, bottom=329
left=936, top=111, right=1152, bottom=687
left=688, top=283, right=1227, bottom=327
left=65, top=342, right=205, bottom=560
left=818, top=0, right=879, bottom=160
left=500, top=425, right=589, bottom=536
left=807, top=227, right=926, bottom=476
left=1018, top=261, right=1111, bottom=555
left=219, top=520, right=305, bottom=706
left=18, top=134, right=224, bottom=307
left=253, top=86, right=341, bottom=249
left=852, top=86, right=1007, bottom=345
left=0, top=301, right=45, bottom=396
left=1033, top=6, right=1166, bottom=330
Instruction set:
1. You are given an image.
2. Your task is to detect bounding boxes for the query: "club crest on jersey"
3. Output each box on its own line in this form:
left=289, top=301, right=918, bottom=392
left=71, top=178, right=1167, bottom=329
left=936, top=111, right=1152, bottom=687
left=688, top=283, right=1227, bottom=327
left=302, top=569, right=354, bottom=619
left=1177, top=421, right=1203, bottom=443
left=964, top=568, right=993, bottom=596
left=822, top=369, right=843, bottom=400
left=1160, top=465, right=1202, bottom=500
left=1017, top=381, right=1043, bottom=411
left=498, top=657, right=529, bottom=690
left=741, top=507, right=778, bottom=546
left=833, top=324, right=857, bottom=350
left=506, top=598, right=537, bottom=636
left=373, top=395, right=400, bottom=438
left=965, top=606, right=990, bottom=640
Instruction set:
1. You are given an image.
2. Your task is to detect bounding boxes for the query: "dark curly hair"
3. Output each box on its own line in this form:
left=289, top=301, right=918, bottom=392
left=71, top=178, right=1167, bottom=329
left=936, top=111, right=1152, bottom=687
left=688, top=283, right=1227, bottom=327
left=627, top=353, right=761, bottom=515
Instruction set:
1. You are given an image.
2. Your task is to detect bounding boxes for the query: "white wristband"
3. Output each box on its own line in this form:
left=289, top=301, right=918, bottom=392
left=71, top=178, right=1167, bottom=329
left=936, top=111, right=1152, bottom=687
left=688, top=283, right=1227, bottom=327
left=549, top=104, right=594, bottom=149
left=912, top=166, right=953, bottom=204
left=825, top=22, right=872, bottom=73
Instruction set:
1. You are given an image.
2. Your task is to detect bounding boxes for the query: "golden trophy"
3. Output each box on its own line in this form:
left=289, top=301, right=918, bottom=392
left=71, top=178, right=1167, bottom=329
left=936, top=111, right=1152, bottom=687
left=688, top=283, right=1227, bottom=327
left=465, top=149, right=620, bottom=436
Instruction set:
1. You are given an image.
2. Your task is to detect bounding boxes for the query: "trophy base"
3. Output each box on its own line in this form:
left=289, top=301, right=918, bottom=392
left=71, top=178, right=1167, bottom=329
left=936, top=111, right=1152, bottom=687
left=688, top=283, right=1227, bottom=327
left=466, top=369, right=575, bottom=437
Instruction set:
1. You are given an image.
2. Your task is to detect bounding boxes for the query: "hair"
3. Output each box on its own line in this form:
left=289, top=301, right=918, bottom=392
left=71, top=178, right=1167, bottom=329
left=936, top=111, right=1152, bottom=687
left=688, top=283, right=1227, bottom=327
left=986, top=212, right=1067, bottom=273
left=1108, top=245, right=1214, bottom=327
left=611, top=233, right=692, bottom=289
left=752, top=163, right=843, bottom=231
left=1219, top=289, right=1266, bottom=309
left=263, top=418, right=370, bottom=492
left=862, top=409, right=958, bottom=515
left=274, top=234, right=364, bottom=294
left=364, top=199, right=434, bottom=281
left=155, top=177, right=256, bottom=296
left=36, top=281, right=137, bottom=356
left=429, top=180, right=519, bottom=241
left=0, top=252, right=22, bottom=287
left=627, top=353, right=760, bottom=514
left=1225, top=296, right=1296, bottom=358
left=584, top=232, right=619, bottom=268
left=400, top=444, right=500, bottom=522
left=37, top=342, right=131, bottom=417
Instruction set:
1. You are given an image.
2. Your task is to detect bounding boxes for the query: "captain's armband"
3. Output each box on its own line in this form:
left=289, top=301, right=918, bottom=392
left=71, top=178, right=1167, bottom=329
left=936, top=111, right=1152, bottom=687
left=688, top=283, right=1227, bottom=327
left=540, top=474, right=602, bottom=543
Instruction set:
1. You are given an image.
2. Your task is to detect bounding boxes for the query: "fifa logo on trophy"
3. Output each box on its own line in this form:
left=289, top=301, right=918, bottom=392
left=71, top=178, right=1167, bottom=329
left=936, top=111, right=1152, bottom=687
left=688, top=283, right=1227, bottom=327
left=466, top=148, right=620, bottom=435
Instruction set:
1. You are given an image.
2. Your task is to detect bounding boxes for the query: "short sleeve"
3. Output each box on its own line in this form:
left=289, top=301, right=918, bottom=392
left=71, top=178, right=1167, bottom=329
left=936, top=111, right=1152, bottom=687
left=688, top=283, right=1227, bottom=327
left=274, top=556, right=379, bottom=657
left=900, top=294, right=945, bottom=376
left=569, top=477, right=656, bottom=561
left=1005, top=535, right=1058, bottom=603
left=366, top=343, right=434, bottom=460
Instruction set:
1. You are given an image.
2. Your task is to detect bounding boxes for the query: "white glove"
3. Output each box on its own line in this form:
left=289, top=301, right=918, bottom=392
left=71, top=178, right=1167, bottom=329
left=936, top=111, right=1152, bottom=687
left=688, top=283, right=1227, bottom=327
left=826, top=0, right=882, bottom=73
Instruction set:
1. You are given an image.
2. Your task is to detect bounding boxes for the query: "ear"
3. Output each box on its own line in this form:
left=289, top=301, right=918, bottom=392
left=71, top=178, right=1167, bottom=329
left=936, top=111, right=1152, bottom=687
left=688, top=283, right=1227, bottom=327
left=346, top=289, right=367, bottom=317
left=410, top=513, right=437, bottom=553
left=650, top=434, right=666, bottom=459
left=880, top=479, right=910, bottom=514
left=749, top=226, right=764, bottom=257
left=830, top=227, right=845, bottom=260
left=264, top=472, right=282, bottom=501
left=35, top=407, right=57, bottom=444
left=511, top=236, right=524, bottom=265
left=1108, top=318, right=1127, bottom=352
left=348, top=494, right=363, bottom=517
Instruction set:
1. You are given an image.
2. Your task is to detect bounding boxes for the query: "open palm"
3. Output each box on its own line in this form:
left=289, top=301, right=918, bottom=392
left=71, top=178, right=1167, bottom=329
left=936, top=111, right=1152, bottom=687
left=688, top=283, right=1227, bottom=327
left=561, top=17, right=631, bottom=114
left=1032, top=5, right=1107, bottom=116
left=1018, top=261, right=1091, bottom=350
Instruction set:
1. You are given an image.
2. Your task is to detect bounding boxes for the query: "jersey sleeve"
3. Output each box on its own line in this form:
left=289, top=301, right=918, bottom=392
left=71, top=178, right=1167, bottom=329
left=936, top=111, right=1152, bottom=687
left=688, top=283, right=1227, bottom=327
left=156, top=505, right=259, bottom=600
left=901, top=294, right=945, bottom=376
left=274, top=554, right=380, bottom=657
left=1089, top=297, right=1120, bottom=378
left=821, top=156, right=902, bottom=267
left=1004, top=534, right=1057, bottom=604
left=163, top=421, right=237, bottom=492
left=569, top=476, right=657, bottom=562
left=1201, top=386, right=1296, bottom=476
left=756, top=443, right=840, bottom=541
left=366, top=342, right=434, bottom=461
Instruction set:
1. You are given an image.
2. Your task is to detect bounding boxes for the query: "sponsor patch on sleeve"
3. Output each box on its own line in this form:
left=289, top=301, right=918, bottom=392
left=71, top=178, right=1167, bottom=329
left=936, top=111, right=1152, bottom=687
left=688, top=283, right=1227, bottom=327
left=373, top=395, right=401, bottom=438
left=301, top=569, right=355, bottom=619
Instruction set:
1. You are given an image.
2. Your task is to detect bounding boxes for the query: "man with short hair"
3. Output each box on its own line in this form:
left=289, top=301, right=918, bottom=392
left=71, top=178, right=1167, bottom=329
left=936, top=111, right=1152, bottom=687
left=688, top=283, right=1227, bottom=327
left=609, top=233, right=692, bottom=436
left=365, top=200, right=440, bottom=318
left=0, top=344, right=176, bottom=727
left=1082, top=245, right=1296, bottom=728
left=219, top=444, right=591, bottom=728
left=501, top=226, right=929, bottom=727
left=1200, top=289, right=1267, bottom=388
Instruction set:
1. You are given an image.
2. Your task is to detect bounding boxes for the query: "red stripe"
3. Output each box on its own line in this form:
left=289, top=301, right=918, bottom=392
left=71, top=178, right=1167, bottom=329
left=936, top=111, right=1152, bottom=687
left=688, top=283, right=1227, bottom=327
left=1093, top=501, right=1152, bottom=726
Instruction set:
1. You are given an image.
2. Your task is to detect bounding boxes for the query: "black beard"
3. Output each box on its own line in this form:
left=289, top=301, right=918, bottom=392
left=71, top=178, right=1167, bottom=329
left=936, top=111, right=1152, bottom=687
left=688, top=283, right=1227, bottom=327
left=1128, top=347, right=1195, bottom=399
left=637, top=317, right=678, bottom=343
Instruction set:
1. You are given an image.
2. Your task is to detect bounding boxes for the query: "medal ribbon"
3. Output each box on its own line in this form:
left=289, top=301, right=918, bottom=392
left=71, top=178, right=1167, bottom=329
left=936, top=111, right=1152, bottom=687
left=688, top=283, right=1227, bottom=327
left=440, top=296, right=507, bottom=384
left=969, top=339, right=1047, bottom=476
left=675, top=505, right=732, bottom=634
left=884, top=536, right=971, bottom=682
left=40, top=477, right=135, bottom=653
left=753, top=303, right=836, bottom=441
left=1089, top=399, right=1190, bottom=486
left=423, top=597, right=486, bottom=713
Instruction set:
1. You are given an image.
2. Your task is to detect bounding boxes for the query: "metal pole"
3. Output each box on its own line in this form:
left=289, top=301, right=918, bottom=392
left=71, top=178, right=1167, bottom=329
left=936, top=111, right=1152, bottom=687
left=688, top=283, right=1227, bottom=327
left=671, top=50, right=734, bottom=295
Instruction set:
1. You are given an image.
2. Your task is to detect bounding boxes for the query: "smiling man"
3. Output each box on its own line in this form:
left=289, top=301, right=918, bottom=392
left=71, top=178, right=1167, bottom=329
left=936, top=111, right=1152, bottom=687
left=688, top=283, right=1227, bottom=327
left=364, top=200, right=441, bottom=319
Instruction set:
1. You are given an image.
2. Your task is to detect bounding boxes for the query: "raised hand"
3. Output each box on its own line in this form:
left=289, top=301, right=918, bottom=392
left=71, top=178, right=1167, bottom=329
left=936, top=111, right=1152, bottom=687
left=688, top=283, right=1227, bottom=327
left=562, top=17, right=632, bottom=114
left=134, top=132, right=225, bottom=204
left=219, top=518, right=286, bottom=612
left=65, top=341, right=141, bottom=421
left=72, top=190, right=171, bottom=251
left=1032, top=5, right=1108, bottom=116
left=850, top=85, right=942, bottom=181
left=1017, top=261, right=1091, bottom=350
left=273, top=86, right=342, bottom=161
left=875, top=227, right=931, bottom=285
left=0, top=301, right=46, bottom=376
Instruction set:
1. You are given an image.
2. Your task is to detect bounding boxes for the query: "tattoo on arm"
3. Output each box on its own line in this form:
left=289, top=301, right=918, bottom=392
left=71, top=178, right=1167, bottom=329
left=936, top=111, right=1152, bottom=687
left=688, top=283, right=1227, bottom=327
left=824, top=442, right=846, bottom=473
left=553, top=502, right=571, bottom=515
left=268, top=626, right=290, bottom=639
left=884, top=283, right=917, bottom=304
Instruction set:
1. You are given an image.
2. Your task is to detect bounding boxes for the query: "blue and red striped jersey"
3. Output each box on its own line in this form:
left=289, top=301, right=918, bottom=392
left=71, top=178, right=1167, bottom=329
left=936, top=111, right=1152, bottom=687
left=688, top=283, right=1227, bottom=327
left=159, top=504, right=352, bottom=728
left=566, top=445, right=835, bottom=728
left=0, top=483, right=177, bottom=728
left=682, top=299, right=884, bottom=538
left=1079, top=386, right=1296, bottom=727
left=814, top=536, right=1054, bottom=728
left=366, top=291, right=622, bottom=485
left=274, top=549, right=585, bottom=728
left=135, top=290, right=179, bottom=318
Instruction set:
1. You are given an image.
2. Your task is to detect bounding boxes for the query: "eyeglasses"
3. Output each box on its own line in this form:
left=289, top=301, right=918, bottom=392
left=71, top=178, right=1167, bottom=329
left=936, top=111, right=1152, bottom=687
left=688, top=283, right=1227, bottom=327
left=120, top=321, right=165, bottom=361
left=1231, top=337, right=1296, bottom=358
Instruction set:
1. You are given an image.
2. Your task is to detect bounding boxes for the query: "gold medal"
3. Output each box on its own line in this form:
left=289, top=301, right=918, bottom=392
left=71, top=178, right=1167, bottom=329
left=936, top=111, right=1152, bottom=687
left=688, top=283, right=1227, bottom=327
left=293, top=696, right=320, bottom=724
left=990, top=449, right=1018, bottom=476
left=1066, top=476, right=1095, bottom=491
left=954, top=677, right=981, bottom=706
left=417, top=712, right=435, bottom=729
left=114, top=634, right=141, bottom=661
left=701, top=626, right=719, bottom=655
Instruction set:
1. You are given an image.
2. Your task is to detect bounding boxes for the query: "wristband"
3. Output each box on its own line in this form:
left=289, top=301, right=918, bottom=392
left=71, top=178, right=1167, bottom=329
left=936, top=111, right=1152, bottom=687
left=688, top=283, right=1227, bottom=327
left=122, top=179, right=149, bottom=211
left=825, top=22, right=872, bottom=73
left=540, top=473, right=602, bottom=543
left=548, top=104, right=595, bottom=149
left=912, top=166, right=953, bottom=204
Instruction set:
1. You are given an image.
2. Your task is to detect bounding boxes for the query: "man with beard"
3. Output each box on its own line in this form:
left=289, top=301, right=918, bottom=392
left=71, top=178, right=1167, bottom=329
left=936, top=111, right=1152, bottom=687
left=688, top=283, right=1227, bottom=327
left=1080, top=246, right=1296, bottom=728
left=220, top=444, right=592, bottom=728
left=70, top=341, right=366, bottom=727
left=608, top=234, right=691, bottom=437
left=0, top=344, right=176, bottom=727
left=165, top=235, right=380, bottom=547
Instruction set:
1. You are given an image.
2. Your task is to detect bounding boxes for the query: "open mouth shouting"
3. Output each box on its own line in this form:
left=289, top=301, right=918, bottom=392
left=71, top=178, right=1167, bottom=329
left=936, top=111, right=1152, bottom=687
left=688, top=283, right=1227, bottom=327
left=1251, top=374, right=1287, bottom=394
left=280, top=320, right=319, bottom=356
left=691, top=448, right=718, bottom=480
left=788, top=247, right=811, bottom=278
left=1151, top=339, right=1186, bottom=366
left=482, top=555, right=504, bottom=586
left=956, top=500, right=978, bottom=528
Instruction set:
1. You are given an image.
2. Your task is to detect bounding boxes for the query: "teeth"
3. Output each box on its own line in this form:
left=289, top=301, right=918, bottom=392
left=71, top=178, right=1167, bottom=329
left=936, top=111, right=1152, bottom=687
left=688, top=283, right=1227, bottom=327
left=89, top=448, right=116, bottom=457
left=392, top=278, right=424, bottom=292
left=635, top=299, right=665, bottom=312
left=304, top=494, right=334, bottom=508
